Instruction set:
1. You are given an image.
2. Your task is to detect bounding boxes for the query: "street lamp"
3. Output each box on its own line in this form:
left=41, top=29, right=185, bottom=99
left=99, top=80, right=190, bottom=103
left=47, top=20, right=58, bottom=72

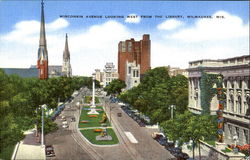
left=168, top=105, right=176, bottom=120
left=41, top=104, right=46, bottom=147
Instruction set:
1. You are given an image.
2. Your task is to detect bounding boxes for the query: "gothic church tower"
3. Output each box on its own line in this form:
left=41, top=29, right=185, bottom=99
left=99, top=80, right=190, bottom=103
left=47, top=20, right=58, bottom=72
left=62, top=34, right=72, bottom=77
left=37, top=0, right=48, bottom=79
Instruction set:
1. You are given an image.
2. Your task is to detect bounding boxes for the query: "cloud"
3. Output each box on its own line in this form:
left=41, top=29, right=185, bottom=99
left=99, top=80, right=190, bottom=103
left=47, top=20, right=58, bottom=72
left=152, top=10, right=249, bottom=69
left=0, top=19, right=132, bottom=76
left=157, top=19, right=183, bottom=30
left=125, top=14, right=141, bottom=24
left=169, top=11, right=249, bottom=42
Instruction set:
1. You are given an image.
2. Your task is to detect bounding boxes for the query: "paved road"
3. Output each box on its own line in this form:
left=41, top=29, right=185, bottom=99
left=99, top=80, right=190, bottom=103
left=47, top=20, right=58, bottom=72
left=45, top=88, right=175, bottom=160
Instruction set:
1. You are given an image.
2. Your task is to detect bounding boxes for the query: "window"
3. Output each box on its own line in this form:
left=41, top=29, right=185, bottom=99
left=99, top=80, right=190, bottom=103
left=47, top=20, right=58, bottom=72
left=239, top=80, right=242, bottom=88
left=128, top=67, right=131, bottom=74
left=133, top=70, right=136, bottom=77
left=223, top=80, right=227, bottom=88
left=228, top=124, right=232, bottom=139
left=128, top=42, right=132, bottom=52
left=244, top=130, right=249, bottom=144
left=246, top=96, right=250, bottom=116
left=121, top=42, right=126, bottom=52
left=136, top=70, right=139, bottom=77
left=235, top=127, right=240, bottom=138
left=238, top=96, right=242, bottom=114
left=230, top=95, right=234, bottom=112
left=231, top=80, right=234, bottom=89
left=248, top=79, right=250, bottom=89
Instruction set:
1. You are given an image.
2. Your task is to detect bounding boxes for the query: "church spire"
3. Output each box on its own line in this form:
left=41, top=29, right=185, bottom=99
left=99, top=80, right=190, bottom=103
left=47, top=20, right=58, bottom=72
left=63, top=33, right=70, bottom=60
left=37, top=0, right=48, bottom=79
left=62, top=33, right=72, bottom=77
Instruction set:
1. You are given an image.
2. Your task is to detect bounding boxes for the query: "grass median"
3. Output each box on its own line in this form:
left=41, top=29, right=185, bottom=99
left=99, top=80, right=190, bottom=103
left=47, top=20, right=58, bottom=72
left=80, top=128, right=119, bottom=145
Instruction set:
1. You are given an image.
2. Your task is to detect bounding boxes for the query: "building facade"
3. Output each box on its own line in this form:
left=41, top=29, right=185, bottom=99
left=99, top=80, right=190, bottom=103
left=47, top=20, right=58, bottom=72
left=62, top=34, right=72, bottom=77
left=103, top=63, right=119, bottom=87
left=125, top=61, right=140, bottom=89
left=187, top=55, right=250, bottom=145
left=95, top=63, right=118, bottom=87
left=118, top=34, right=151, bottom=81
left=37, top=1, right=48, bottom=80
left=167, top=65, right=188, bottom=77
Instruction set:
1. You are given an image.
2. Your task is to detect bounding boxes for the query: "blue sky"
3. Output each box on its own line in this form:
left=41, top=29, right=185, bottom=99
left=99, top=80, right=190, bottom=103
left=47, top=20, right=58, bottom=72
left=0, top=0, right=249, bottom=76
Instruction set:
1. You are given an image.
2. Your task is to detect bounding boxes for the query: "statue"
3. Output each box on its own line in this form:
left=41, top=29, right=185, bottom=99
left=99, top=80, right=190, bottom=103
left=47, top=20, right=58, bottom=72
left=99, top=113, right=107, bottom=123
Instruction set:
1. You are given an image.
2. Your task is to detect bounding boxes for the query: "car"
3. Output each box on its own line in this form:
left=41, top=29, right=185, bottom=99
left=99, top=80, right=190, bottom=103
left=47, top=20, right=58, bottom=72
left=164, top=142, right=175, bottom=150
left=117, top=113, right=122, bottom=117
left=71, top=117, right=76, bottom=122
left=45, top=145, right=55, bottom=157
left=151, top=132, right=165, bottom=140
left=157, top=136, right=168, bottom=146
left=62, top=124, right=68, bottom=128
left=175, top=152, right=189, bottom=160
left=170, top=147, right=182, bottom=154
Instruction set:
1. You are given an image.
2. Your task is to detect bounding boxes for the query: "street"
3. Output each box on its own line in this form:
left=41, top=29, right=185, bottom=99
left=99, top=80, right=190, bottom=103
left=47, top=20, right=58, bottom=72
left=45, top=88, right=175, bottom=160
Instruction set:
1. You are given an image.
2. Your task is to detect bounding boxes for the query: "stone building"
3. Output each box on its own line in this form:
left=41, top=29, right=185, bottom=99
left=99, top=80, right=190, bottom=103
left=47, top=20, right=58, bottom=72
left=95, top=62, right=118, bottom=87
left=118, top=34, right=151, bottom=81
left=167, top=65, right=188, bottom=77
left=125, top=61, right=140, bottom=89
left=187, top=55, right=250, bottom=145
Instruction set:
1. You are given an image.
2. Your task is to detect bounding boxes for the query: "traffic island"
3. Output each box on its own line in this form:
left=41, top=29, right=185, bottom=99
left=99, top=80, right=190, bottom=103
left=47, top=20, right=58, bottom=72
left=78, top=104, right=119, bottom=145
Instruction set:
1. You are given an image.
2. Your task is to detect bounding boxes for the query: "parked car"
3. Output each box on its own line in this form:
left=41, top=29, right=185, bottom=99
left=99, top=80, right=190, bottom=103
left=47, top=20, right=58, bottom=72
left=164, top=142, right=175, bottom=150
left=151, top=132, right=165, bottom=140
left=45, top=145, right=55, bottom=157
left=157, top=136, right=168, bottom=146
left=175, top=152, right=189, bottom=160
left=62, top=124, right=68, bottom=128
left=71, top=117, right=76, bottom=122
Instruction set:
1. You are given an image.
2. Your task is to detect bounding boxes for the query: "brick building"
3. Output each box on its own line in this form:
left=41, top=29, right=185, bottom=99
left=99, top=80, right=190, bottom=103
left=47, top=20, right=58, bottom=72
left=118, top=34, right=151, bottom=81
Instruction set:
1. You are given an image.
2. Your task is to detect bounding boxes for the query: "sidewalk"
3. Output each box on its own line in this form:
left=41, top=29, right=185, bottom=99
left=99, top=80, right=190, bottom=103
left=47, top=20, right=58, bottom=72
left=14, top=129, right=45, bottom=160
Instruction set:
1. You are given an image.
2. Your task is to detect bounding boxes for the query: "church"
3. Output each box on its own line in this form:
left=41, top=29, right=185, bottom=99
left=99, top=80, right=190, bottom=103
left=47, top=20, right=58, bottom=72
left=1, top=0, right=72, bottom=78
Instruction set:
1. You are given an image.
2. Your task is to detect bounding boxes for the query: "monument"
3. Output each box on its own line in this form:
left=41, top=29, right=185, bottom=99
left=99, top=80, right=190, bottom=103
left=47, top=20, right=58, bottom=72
left=88, top=73, right=99, bottom=114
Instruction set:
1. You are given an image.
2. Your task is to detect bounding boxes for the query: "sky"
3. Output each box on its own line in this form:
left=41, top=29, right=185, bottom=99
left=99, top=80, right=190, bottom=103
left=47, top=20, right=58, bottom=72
left=0, top=0, right=249, bottom=76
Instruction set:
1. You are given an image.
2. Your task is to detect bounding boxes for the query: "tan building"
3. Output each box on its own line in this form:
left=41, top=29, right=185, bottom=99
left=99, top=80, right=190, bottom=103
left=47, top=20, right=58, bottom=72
left=95, top=62, right=118, bottom=87
left=167, top=65, right=188, bottom=77
left=187, top=55, right=250, bottom=145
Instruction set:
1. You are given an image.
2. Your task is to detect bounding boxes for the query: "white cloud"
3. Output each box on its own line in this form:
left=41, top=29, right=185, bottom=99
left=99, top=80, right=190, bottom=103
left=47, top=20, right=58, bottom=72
left=152, top=10, right=249, bottom=69
left=125, top=14, right=141, bottom=24
left=169, top=11, right=249, bottom=42
left=157, top=19, right=183, bottom=30
left=0, top=19, right=132, bottom=76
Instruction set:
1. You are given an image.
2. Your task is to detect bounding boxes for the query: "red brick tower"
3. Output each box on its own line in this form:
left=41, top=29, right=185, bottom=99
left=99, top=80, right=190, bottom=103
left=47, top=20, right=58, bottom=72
left=118, top=34, right=151, bottom=81
left=37, top=0, right=48, bottom=80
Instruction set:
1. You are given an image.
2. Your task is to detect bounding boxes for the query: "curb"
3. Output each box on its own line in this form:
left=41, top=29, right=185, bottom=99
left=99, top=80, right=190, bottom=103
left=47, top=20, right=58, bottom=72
left=11, top=142, right=20, bottom=160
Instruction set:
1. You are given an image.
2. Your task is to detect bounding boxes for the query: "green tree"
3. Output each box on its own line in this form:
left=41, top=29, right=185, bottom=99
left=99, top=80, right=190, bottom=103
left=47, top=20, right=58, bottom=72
left=104, top=79, right=126, bottom=96
left=162, top=111, right=217, bottom=159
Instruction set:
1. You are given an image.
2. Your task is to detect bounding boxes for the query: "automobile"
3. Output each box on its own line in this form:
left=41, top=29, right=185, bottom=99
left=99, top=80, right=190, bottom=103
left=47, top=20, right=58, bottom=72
left=62, top=124, right=69, bottom=128
left=45, top=145, right=55, bottom=157
left=170, top=147, right=182, bottom=154
left=61, top=115, right=66, bottom=121
left=71, top=117, right=76, bottom=122
left=62, top=121, right=68, bottom=125
left=175, top=152, right=189, bottom=160
left=151, top=132, right=165, bottom=140
left=117, top=113, right=122, bottom=117
left=138, top=121, right=146, bottom=127
left=164, top=142, right=175, bottom=150
left=157, top=136, right=168, bottom=146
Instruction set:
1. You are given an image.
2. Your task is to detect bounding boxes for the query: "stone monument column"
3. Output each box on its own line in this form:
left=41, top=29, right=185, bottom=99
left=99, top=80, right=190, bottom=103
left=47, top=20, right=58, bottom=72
left=88, top=73, right=99, bottom=114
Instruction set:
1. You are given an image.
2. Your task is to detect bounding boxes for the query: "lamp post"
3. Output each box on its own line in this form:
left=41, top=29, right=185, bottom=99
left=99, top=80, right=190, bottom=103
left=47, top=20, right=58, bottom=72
left=169, top=105, right=176, bottom=120
left=41, top=104, right=46, bottom=147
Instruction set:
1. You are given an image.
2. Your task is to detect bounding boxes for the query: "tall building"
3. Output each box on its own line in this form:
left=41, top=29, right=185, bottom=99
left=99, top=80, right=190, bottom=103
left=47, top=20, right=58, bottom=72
left=37, top=0, right=48, bottom=80
left=187, top=55, right=250, bottom=145
left=118, top=34, right=151, bottom=81
left=62, top=34, right=72, bottom=77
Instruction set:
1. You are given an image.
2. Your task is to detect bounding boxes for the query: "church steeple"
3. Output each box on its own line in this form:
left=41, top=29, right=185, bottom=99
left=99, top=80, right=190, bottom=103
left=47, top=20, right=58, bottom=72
left=63, top=33, right=70, bottom=61
left=37, top=0, right=48, bottom=79
left=62, top=33, right=72, bottom=77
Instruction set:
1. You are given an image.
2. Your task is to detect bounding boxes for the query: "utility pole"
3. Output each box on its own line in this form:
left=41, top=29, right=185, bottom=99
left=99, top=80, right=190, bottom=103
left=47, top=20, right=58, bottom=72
left=169, top=105, right=175, bottom=120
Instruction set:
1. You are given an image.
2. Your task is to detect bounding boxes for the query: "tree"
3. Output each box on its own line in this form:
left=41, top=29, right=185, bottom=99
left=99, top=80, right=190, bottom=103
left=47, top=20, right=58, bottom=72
left=104, top=79, right=126, bottom=96
left=162, top=111, right=217, bottom=159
